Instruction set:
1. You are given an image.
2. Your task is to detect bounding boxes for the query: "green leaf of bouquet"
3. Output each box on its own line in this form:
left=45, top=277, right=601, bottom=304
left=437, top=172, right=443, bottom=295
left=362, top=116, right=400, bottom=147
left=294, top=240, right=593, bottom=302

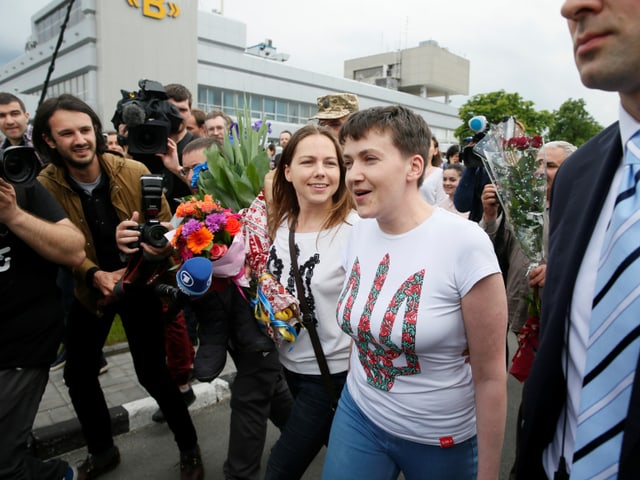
left=235, top=175, right=257, bottom=203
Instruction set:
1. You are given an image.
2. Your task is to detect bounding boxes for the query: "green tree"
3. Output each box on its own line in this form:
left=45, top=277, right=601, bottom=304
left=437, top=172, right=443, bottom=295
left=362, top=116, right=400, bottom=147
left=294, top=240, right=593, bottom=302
left=454, top=90, right=552, bottom=142
left=547, top=98, right=603, bottom=147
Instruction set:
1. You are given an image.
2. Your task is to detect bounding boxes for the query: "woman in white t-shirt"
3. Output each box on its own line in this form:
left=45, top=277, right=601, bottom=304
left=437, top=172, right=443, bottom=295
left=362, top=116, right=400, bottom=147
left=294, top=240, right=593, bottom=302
left=323, top=106, right=507, bottom=480
left=264, top=125, right=358, bottom=480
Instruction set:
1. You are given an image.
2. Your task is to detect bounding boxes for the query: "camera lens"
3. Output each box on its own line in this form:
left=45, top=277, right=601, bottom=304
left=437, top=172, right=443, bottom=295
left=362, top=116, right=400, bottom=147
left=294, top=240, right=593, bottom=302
left=127, top=120, right=170, bottom=155
left=144, top=223, right=169, bottom=248
left=0, top=146, right=39, bottom=185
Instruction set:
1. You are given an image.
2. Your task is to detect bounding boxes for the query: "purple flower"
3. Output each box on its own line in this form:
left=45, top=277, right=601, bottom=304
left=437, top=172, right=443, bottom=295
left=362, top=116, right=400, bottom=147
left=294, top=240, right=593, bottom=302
left=205, top=212, right=226, bottom=233
left=181, top=218, right=202, bottom=237
left=252, top=120, right=263, bottom=132
left=230, top=122, right=240, bottom=139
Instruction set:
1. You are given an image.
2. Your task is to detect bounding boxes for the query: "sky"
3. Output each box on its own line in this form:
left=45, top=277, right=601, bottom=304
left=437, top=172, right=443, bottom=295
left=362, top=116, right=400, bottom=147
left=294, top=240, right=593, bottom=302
left=1, top=0, right=619, bottom=127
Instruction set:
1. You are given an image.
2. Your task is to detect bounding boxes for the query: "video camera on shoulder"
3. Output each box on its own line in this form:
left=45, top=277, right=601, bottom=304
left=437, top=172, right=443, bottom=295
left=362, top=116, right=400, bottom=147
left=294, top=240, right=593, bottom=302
left=127, top=174, right=169, bottom=249
left=111, top=79, right=183, bottom=156
left=0, top=146, right=40, bottom=185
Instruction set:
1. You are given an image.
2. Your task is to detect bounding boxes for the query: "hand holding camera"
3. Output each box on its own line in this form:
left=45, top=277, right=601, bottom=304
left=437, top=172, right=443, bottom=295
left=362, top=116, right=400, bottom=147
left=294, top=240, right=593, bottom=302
left=116, top=175, right=171, bottom=257
left=116, top=210, right=172, bottom=257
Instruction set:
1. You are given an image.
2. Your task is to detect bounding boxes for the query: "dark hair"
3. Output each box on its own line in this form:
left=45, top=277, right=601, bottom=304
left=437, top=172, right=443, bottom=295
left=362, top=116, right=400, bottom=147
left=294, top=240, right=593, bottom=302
left=339, top=105, right=432, bottom=186
left=267, top=142, right=276, bottom=154
left=0, top=92, right=26, bottom=112
left=431, top=135, right=442, bottom=168
left=269, top=124, right=354, bottom=239
left=191, top=108, right=206, bottom=127
left=445, top=144, right=460, bottom=159
left=279, top=130, right=292, bottom=137
left=182, top=135, right=217, bottom=156
left=32, top=94, right=106, bottom=166
left=443, top=163, right=464, bottom=176
left=164, top=83, right=192, bottom=107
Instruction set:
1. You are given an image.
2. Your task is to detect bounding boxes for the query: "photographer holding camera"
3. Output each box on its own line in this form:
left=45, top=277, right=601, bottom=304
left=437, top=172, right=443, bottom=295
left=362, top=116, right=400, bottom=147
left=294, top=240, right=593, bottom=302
left=33, top=94, right=203, bottom=480
left=0, top=147, right=85, bottom=480
left=113, top=81, right=200, bottom=424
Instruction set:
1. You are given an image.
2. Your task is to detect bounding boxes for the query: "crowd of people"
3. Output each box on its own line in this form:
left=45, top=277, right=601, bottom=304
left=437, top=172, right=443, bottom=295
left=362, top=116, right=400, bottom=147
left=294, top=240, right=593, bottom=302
left=3, top=2, right=640, bottom=478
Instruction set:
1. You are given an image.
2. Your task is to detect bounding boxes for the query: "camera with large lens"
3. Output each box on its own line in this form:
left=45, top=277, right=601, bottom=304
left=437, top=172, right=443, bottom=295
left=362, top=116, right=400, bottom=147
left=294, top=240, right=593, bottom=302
left=127, top=174, right=169, bottom=249
left=0, top=146, right=40, bottom=185
left=111, top=79, right=183, bottom=156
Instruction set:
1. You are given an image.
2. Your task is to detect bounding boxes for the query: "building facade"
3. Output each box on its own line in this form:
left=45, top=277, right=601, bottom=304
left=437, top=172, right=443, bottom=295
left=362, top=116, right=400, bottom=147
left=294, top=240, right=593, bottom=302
left=0, top=0, right=463, bottom=144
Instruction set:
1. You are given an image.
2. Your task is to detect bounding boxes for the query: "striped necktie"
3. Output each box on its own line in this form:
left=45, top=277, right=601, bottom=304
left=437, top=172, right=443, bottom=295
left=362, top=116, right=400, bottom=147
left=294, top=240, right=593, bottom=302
left=571, top=131, right=640, bottom=479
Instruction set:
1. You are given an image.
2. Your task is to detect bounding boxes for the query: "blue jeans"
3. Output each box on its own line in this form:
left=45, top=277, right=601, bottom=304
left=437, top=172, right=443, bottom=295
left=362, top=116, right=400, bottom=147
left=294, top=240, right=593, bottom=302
left=322, top=386, right=478, bottom=480
left=264, top=368, right=347, bottom=480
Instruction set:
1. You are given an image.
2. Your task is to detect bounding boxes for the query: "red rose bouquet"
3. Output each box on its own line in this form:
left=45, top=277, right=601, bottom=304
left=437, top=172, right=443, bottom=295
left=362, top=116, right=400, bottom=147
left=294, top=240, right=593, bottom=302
left=474, top=117, right=546, bottom=382
left=474, top=117, right=546, bottom=276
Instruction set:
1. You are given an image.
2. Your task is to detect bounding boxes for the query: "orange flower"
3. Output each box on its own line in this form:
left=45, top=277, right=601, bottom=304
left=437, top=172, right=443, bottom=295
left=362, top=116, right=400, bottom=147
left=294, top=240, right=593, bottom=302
left=225, top=216, right=242, bottom=236
left=171, top=225, right=183, bottom=246
left=198, top=196, right=216, bottom=214
left=186, top=227, right=214, bottom=254
left=176, top=201, right=197, bottom=218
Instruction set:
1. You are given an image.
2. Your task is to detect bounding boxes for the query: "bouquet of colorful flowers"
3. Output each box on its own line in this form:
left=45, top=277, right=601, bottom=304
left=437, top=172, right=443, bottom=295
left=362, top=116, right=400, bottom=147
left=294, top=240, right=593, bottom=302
left=174, top=100, right=301, bottom=345
left=170, top=194, right=248, bottom=287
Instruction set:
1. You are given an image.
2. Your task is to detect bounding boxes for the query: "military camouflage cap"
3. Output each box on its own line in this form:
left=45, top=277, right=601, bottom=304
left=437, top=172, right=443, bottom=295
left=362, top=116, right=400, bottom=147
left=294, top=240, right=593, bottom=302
left=311, top=93, right=359, bottom=120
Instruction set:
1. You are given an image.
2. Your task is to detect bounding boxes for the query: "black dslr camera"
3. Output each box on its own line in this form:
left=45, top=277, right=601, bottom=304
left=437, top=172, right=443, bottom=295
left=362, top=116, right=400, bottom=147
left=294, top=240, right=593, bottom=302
left=127, top=174, right=169, bottom=249
left=0, top=146, right=40, bottom=185
left=111, top=79, right=183, bottom=156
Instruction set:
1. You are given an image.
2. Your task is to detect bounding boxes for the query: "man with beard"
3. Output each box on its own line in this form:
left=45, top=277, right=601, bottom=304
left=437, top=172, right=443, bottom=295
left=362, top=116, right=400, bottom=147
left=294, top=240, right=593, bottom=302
left=33, top=94, right=203, bottom=480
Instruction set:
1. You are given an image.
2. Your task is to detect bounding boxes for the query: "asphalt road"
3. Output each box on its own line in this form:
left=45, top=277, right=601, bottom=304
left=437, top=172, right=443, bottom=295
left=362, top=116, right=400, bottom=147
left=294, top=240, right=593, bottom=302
left=58, top=335, right=524, bottom=479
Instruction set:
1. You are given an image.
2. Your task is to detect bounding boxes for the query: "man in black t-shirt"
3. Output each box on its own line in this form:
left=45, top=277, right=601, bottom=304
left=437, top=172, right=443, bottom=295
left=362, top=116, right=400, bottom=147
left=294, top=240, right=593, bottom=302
left=0, top=175, right=85, bottom=480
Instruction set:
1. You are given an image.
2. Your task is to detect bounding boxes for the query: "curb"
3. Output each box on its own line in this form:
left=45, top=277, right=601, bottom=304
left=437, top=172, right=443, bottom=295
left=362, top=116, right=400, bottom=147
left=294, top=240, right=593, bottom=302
left=32, top=377, right=232, bottom=460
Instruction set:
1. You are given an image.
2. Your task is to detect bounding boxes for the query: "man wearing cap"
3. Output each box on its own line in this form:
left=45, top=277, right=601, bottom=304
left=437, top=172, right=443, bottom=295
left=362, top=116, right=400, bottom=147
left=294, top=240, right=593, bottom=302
left=311, top=93, right=359, bottom=137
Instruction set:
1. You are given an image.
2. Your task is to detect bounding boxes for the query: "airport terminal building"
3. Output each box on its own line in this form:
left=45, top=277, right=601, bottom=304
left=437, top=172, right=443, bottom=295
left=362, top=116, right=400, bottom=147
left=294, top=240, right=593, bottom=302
left=0, top=0, right=466, bottom=144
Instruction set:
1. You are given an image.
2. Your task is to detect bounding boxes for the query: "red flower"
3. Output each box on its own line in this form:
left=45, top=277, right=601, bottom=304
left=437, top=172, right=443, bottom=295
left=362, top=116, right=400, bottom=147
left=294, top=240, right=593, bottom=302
left=531, top=136, right=543, bottom=148
left=225, top=216, right=242, bottom=236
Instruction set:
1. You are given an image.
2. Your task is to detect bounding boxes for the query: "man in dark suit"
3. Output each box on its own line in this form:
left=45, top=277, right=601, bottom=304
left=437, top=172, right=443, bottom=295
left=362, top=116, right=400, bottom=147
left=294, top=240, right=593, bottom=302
left=516, top=1, right=640, bottom=479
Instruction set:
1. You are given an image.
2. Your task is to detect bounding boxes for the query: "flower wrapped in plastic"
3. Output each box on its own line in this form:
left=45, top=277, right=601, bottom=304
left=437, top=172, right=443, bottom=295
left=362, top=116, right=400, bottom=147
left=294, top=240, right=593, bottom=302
left=474, top=117, right=545, bottom=381
left=474, top=116, right=546, bottom=275
left=178, top=100, right=301, bottom=345
left=170, top=194, right=248, bottom=288
left=242, top=192, right=301, bottom=346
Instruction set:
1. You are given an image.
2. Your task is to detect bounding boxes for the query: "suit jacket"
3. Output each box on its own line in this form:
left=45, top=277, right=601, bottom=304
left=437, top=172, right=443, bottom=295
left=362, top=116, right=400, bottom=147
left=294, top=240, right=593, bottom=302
left=516, top=122, right=640, bottom=478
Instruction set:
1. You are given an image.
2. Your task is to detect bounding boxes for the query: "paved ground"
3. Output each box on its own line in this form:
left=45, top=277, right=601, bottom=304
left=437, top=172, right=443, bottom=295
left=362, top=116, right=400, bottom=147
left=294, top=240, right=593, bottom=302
left=37, top=337, right=524, bottom=479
